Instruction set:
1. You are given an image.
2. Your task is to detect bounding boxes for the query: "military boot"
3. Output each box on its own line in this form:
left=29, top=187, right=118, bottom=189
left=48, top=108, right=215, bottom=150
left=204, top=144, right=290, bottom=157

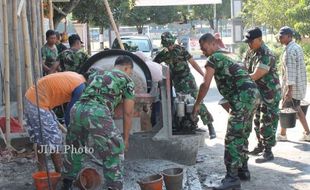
left=213, top=169, right=241, bottom=190
left=249, top=142, right=263, bottom=155
left=255, top=147, right=274, bottom=163
left=238, top=162, right=251, bottom=181
left=208, top=123, right=216, bottom=139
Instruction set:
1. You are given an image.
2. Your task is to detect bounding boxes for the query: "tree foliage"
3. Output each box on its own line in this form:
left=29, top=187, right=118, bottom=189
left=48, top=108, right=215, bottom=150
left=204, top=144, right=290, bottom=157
left=72, top=0, right=134, bottom=28
left=121, top=6, right=183, bottom=33
left=150, top=6, right=183, bottom=25
left=53, top=0, right=81, bottom=27
left=191, top=0, right=231, bottom=29
left=121, top=6, right=152, bottom=34
left=241, top=0, right=304, bottom=33
left=54, top=0, right=231, bottom=33
left=286, top=0, right=310, bottom=36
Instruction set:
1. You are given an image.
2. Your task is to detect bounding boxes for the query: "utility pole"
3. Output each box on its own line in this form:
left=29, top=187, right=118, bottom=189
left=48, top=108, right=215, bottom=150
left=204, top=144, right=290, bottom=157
left=214, top=4, right=218, bottom=32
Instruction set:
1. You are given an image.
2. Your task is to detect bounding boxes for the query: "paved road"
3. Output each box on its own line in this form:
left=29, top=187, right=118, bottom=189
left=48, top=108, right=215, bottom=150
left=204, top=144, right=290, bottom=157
left=192, top=59, right=310, bottom=190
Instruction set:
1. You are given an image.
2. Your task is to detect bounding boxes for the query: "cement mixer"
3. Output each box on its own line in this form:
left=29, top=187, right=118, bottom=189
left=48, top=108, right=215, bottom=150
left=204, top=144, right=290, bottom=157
left=80, top=49, right=156, bottom=132
left=80, top=49, right=203, bottom=165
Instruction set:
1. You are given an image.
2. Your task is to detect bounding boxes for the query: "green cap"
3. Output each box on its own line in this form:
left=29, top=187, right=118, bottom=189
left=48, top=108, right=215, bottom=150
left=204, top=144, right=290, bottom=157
left=161, top=32, right=176, bottom=47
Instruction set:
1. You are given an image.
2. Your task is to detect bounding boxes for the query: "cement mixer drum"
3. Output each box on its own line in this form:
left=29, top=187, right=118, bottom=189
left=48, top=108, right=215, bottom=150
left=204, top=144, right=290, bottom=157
left=80, top=49, right=152, bottom=94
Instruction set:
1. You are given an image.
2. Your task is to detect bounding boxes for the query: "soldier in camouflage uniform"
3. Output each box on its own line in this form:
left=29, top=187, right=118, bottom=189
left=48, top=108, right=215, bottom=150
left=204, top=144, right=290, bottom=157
left=194, top=33, right=260, bottom=190
left=250, top=106, right=264, bottom=155
left=153, top=32, right=216, bottom=138
left=242, top=28, right=281, bottom=163
left=41, top=30, right=60, bottom=75
left=62, top=56, right=135, bottom=190
left=58, top=34, right=89, bottom=74
left=55, top=31, right=67, bottom=53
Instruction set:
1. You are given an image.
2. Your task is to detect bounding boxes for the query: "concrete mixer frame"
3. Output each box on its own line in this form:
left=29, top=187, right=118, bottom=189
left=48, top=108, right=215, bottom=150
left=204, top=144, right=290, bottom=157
left=153, top=65, right=173, bottom=140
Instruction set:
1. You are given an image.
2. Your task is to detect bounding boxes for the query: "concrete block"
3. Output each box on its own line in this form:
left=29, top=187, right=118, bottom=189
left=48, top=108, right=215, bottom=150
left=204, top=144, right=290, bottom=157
left=126, top=132, right=203, bottom=165
left=115, top=117, right=141, bottom=134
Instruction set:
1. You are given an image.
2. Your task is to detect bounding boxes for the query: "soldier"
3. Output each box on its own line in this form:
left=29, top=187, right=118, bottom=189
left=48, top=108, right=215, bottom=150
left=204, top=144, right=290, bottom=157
left=153, top=32, right=216, bottom=138
left=58, top=34, right=89, bottom=74
left=249, top=106, right=264, bottom=155
left=24, top=72, right=85, bottom=173
left=243, top=27, right=282, bottom=163
left=193, top=33, right=260, bottom=190
left=62, top=56, right=135, bottom=190
left=55, top=31, right=67, bottom=53
left=41, top=29, right=60, bottom=75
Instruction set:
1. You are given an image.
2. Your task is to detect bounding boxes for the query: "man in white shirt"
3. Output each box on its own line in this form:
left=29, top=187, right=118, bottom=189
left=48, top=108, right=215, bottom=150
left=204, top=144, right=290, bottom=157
left=277, top=26, right=310, bottom=141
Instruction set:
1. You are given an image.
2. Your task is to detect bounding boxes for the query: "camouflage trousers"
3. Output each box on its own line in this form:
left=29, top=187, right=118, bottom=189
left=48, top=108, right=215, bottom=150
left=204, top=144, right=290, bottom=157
left=224, top=89, right=260, bottom=171
left=63, top=101, right=125, bottom=190
left=253, top=101, right=280, bottom=148
left=253, top=105, right=262, bottom=144
left=173, top=74, right=213, bottom=125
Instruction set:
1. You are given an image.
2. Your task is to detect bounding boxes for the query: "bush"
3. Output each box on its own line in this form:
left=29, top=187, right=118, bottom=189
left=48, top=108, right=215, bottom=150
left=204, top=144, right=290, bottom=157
left=301, top=43, right=310, bottom=66
left=301, top=43, right=310, bottom=81
left=266, top=42, right=283, bottom=70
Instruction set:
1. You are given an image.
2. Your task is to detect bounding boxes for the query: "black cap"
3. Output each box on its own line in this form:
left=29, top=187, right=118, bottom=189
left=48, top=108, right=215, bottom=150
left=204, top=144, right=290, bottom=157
left=68, top=34, right=83, bottom=46
left=242, top=27, right=262, bottom=43
left=278, top=26, right=294, bottom=36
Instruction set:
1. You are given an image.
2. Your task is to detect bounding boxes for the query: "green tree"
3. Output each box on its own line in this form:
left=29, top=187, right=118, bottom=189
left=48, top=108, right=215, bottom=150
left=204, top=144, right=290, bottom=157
left=191, top=0, right=231, bottom=29
left=150, top=6, right=184, bottom=25
left=241, top=0, right=298, bottom=32
left=121, top=6, right=182, bottom=34
left=286, top=0, right=310, bottom=36
left=53, top=0, right=81, bottom=27
left=72, top=0, right=134, bottom=48
left=72, top=0, right=134, bottom=28
left=122, top=6, right=152, bottom=34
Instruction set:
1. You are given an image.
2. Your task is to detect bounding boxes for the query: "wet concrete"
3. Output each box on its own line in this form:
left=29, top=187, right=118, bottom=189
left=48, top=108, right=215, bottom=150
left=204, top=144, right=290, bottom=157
left=126, top=132, right=205, bottom=165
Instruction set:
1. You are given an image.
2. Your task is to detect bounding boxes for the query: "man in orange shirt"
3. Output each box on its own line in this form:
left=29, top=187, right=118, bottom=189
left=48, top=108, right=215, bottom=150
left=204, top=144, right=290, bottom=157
left=24, top=71, right=85, bottom=173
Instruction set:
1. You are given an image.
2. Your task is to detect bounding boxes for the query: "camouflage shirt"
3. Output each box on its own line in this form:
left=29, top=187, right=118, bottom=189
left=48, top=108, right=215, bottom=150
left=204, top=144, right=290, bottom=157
left=206, top=50, right=258, bottom=107
left=56, top=43, right=67, bottom=54
left=41, top=43, right=58, bottom=68
left=243, top=43, right=281, bottom=104
left=79, top=68, right=135, bottom=114
left=58, top=48, right=89, bottom=73
left=153, top=44, right=192, bottom=81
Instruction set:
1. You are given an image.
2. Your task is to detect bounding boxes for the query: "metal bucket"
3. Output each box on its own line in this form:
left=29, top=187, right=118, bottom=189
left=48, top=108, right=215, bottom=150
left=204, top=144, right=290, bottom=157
left=137, top=174, right=163, bottom=190
left=279, top=108, right=298, bottom=128
left=75, top=168, right=102, bottom=190
left=162, top=168, right=183, bottom=190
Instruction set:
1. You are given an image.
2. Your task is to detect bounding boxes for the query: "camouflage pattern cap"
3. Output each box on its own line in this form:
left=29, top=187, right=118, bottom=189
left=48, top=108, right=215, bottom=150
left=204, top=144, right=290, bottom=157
left=161, top=32, right=176, bottom=47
